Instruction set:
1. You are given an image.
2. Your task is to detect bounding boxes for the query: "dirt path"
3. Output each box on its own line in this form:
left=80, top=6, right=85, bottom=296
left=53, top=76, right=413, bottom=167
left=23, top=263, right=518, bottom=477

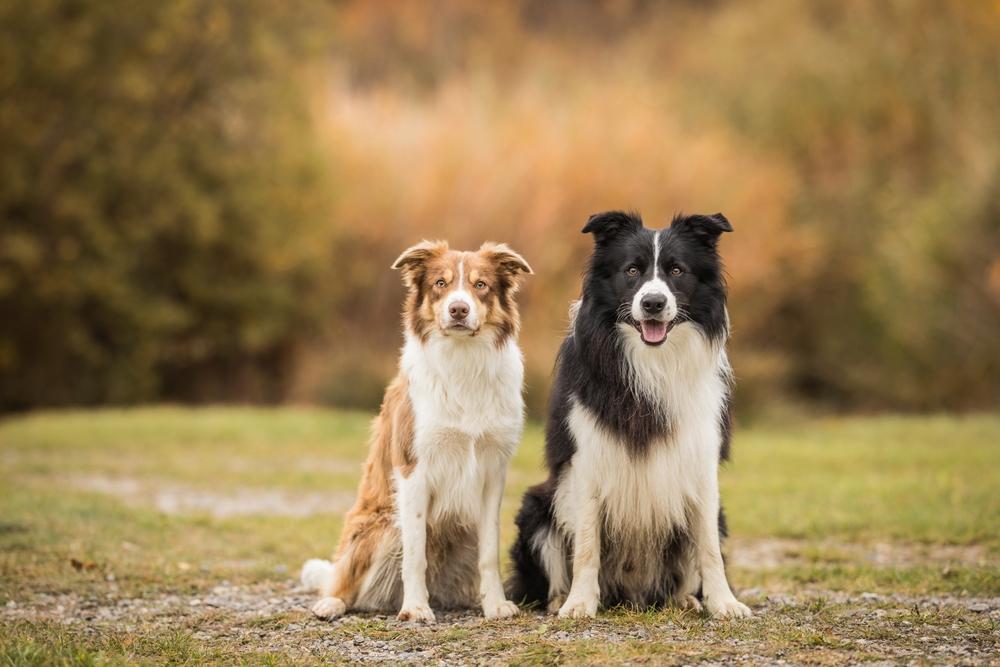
left=5, top=581, right=998, bottom=665
left=69, top=474, right=357, bottom=519
left=726, top=536, right=990, bottom=569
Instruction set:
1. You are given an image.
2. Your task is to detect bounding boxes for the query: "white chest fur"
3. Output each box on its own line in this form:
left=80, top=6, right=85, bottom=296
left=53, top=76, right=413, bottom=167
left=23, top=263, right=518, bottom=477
left=401, top=333, right=525, bottom=524
left=554, top=322, right=729, bottom=539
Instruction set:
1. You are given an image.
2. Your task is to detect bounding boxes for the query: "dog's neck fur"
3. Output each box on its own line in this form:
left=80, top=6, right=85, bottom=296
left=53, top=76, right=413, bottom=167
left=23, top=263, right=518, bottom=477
left=402, top=329, right=525, bottom=441
left=618, top=321, right=729, bottom=415
left=564, top=297, right=728, bottom=455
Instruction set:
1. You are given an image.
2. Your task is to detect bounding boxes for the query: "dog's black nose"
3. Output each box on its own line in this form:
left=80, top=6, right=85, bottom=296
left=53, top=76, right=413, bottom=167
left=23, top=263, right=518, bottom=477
left=449, top=302, right=470, bottom=320
left=641, top=294, right=667, bottom=315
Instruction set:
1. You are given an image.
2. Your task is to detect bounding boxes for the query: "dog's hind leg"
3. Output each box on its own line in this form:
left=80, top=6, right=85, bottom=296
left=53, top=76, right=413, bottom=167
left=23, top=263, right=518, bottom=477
left=311, top=512, right=396, bottom=620
left=535, top=529, right=570, bottom=613
left=310, top=551, right=351, bottom=620
left=303, top=557, right=345, bottom=619
left=507, top=482, right=569, bottom=611
left=672, top=541, right=703, bottom=613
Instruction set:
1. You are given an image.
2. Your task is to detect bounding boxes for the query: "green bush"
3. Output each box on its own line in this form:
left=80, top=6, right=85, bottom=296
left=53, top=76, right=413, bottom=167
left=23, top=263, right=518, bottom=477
left=0, top=1, right=336, bottom=408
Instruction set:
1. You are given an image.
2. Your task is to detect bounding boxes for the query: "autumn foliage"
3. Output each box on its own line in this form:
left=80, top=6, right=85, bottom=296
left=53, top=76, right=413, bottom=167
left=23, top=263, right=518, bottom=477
left=2, top=1, right=998, bottom=415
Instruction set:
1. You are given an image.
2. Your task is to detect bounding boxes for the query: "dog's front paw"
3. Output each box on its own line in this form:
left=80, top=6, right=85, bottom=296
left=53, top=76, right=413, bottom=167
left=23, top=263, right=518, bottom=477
left=558, top=594, right=598, bottom=619
left=311, top=596, right=346, bottom=620
left=482, top=599, right=519, bottom=620
left=397, top=603, right=436, bottom=623
left=706, top=595, right=752, bottom=619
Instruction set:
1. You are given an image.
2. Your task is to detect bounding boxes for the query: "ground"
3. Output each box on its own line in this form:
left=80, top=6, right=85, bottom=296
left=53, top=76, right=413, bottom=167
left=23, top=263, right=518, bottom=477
left=1, top=408, right=998, bottom=665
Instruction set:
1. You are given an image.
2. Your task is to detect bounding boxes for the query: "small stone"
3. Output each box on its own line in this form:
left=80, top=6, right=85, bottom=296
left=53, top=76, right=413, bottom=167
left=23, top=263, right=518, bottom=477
left=967, top=602, right=989, bottom=612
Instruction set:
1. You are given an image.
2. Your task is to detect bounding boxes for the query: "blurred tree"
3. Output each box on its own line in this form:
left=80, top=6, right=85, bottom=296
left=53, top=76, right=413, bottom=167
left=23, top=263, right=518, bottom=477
left=676, top=0, right=1000, bottom=411
left=310, top=0, right=1000, bottom=415
left=0, top=0, right=336, bottom=409
left=3, top=0, right=997, bottom=415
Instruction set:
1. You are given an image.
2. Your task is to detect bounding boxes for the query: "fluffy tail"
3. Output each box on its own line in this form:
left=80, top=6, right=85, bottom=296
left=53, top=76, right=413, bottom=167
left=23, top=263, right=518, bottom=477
left=300, top=558, right=335, bottom=591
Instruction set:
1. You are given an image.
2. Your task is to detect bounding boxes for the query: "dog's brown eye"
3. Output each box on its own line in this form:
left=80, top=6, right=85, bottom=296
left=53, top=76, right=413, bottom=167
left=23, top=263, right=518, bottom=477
left=474, top=280, right=487, bottom=290
left=434, top=278, right=446, bottom=288
left=670, top=266, right=683, bottom=277
left=626, top=266, right=639, bottom=277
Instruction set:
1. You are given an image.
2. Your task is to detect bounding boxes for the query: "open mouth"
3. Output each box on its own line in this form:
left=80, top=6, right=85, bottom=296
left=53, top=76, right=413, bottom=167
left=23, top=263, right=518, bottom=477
left=638, top=319, right=673, bottom=345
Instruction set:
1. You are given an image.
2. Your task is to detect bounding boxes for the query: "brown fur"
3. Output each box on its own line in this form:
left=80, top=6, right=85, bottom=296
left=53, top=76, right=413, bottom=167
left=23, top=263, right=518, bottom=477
left=322, top=374, right=414, bottom=605
left=394, top=241, right=530, bottom=344
left=316, top=240, right=531, bottom=612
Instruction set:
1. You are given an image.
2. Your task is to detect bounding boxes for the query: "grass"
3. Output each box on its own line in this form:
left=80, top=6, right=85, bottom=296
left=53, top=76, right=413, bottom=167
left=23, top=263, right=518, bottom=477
left=728, top=415, right=1000, bottom=545
left=1, top=408, right=998, bottom=664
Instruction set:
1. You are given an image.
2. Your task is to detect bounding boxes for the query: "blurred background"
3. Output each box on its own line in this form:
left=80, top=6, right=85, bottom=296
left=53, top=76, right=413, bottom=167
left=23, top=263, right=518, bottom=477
left=2, top=0, right=999, bottom=419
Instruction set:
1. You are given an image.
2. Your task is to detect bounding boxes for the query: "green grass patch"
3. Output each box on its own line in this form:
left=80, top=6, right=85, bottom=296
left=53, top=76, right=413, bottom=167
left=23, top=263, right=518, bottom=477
left=726, top=414, right=1000, bottom=546
left=1, top=408, right=998, bottom=663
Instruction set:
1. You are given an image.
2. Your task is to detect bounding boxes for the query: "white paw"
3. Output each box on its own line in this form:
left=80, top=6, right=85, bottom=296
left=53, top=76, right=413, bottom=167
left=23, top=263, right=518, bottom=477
left=558, top=595, right=598, bottom=619
left=706, top=595, right=752, bottom=619
left=482, top=599, right=519, bottom=620
left=397, top=603, right=436, bottom=623
left=311, top=596, right=346, bottom=620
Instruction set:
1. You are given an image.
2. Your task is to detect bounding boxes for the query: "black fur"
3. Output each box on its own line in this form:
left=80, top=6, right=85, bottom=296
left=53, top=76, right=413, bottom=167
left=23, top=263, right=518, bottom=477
left=507, top=481, right=558, bottom=607
left=507, top=211, right=734, bottom=609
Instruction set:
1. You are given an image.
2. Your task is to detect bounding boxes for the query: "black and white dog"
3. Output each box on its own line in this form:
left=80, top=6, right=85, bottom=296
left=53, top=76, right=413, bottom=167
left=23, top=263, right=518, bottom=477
left=507, top=211, right=751, bottom=619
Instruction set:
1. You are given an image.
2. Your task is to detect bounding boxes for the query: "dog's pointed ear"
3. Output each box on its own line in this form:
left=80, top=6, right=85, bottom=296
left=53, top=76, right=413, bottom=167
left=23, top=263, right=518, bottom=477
left=671, top=212, right=732, bottom=246
left=581, top=211, right=642, bottom=245
left=480, top=242, right=533, bottom=281
left=391, top=240, right=448, bottom=286
left=704, top=212, right=733, bottom=234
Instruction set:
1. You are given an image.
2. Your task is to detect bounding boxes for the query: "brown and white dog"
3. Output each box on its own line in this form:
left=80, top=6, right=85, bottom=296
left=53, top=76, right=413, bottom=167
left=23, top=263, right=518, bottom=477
left=302, top=240, right=532, bottom=622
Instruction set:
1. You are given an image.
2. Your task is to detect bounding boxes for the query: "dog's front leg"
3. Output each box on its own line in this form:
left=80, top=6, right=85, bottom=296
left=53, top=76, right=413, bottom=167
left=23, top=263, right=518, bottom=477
left=693, top=459, right=751, bottom=619
left=396, top=469, right=435, bottom=622
left=558, top=482, right=601, bottom=618
left=478, top=465, right=519, bottom=619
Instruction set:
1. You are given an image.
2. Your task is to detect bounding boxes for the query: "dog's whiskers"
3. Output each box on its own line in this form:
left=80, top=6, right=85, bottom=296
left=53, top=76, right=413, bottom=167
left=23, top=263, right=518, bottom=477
left=615, top=303, right=633, bottom=323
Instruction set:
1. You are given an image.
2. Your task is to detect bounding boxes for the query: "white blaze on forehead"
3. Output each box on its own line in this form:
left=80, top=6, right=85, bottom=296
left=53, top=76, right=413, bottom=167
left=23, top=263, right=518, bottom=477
left=444, top=257, right=477, bottom=326
left=652, top=231, right=660, bottom=279
left=631, top=230, right=677, bottom=322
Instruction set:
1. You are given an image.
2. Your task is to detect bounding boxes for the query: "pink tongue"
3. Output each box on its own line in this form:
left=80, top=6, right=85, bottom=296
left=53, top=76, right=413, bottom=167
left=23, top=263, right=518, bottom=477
left=640, top=320, right=668, bottom=343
